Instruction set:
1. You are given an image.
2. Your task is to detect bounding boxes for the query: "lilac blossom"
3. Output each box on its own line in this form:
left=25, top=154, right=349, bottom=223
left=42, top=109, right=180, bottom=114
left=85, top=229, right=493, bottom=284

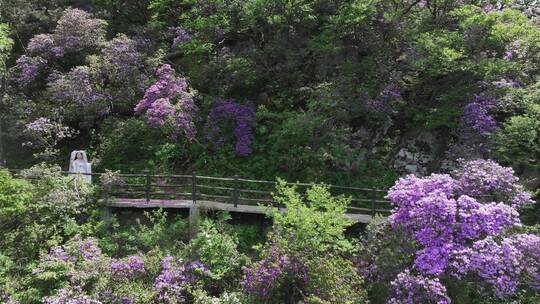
left=27, top=34, right=55, bottom=56
left=24, top=9, right=106, bottom=60
left=102, top=34, right=143, bottom=78
left=492, top=78, right=522, bottom=88
left=23, top=117, right=76, bottom=159
left=383, top=159, right=537, bottom=301
left=14, top=55, right=46, bottom=85
left=243, top=245, right=308, bottom=298
left=206, top=99, right=256, bottom=156
left=154, top=256, right=208, bottom=303
left=462, top=95, right=497, bottom=136
left=455, top=159, right=534, bottom=208
left=387, top=270, right=451, bottom=304
left=43, top=287, right=102, bottom=304
left=135, top=64, right=198, bottom=139
left=167, top=27, right=192, bottom=48
left=48, top=66, right=110, bottom=109
left=110, top=255, right=145, bottom=280
left=53, top=8, right=106, bottom=53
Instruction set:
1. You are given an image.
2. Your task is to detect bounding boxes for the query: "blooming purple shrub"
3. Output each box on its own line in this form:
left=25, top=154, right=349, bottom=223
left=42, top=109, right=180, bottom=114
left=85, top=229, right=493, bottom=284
left=110, top=255, right=145, bottom=280
left=14, top=55, right=46, bottom=85
left=243, top=244, right=308, bottom=297
left=454, top=159, right=533, bottom=208
left=381, top=159, right=538, bottom=302
left=387, top=269, right=450, bottom=304
left=167, top=27, right=192, bottom=48
left=27, top=34, right=65, bottom=58
left=102, top=34, right=144, bottom=78
left=43, top=286, right=102, bottom=304
left=42, top=236, right=103, bottom=264
left=24, top=8, right=106, bottom=61
left=51, top=8, right=107, bottom=54
left=462, top=95, right=497, bottom=136
left=23, top=117, right=77, bottom=159
left=205, top=99, right=256, bottom=156
left=48, top=67, right=110, bottom=108
left=135, top=64, right=198, bottom=139
left=154, top=256, right=208, bottom=303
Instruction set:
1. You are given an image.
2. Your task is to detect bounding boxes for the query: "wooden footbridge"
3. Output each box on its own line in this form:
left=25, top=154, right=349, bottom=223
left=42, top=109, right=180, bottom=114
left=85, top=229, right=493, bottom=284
left=7, top=169, right=393, bottom=225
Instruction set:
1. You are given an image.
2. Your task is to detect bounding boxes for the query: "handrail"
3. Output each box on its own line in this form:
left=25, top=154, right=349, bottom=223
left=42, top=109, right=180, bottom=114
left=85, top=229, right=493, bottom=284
left=3, top=167, right=393, bottom=216
left=4, top=167, right=390, bottom=192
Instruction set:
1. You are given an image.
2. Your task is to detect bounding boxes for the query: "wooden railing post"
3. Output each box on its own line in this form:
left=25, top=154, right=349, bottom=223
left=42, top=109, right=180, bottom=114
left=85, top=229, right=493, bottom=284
left=145, top=170, right=151, bottom=203
left=191, top=171, right=197, bottom=204
left=371, top=188, right=376, bottom=217
left=233, top=175, right=239, bottom=207
left=189, top=171, right=199, bottom=239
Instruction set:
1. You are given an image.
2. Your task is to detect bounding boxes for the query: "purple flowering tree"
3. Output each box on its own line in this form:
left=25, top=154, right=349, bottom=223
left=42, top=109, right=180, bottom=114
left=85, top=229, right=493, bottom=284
left=135, top=64, right=199, bottom=139
left=34, top=235, right=151, bottom=303
left=27, top=8, right=106, bottom=59
left=371, top=159, right=539, bottom=302
left=462, top=95, right=498, bottom=136
left=167, top=27, right=192, bottom=48
left=154, top=256, right=209, bottom=303
left=205, top=99, right=256, bottom=156
left=48, top=66, right=110, bottom=109
left=23, top=117, right=77, bottom=160
left=243, top=243, right=308, bottom=298
left=13, top=55, right=47, bottom=85
left=102, top=34, right=144, bottom=79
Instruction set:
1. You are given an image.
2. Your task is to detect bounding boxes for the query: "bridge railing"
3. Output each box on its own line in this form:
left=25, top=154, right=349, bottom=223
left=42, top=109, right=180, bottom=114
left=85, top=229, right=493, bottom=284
left=4, top=168, right=393, bottom=216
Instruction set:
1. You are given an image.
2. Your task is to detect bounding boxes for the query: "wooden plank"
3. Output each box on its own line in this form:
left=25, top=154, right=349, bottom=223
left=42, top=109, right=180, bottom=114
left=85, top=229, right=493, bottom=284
left=105, top=198, right=374, bottom=223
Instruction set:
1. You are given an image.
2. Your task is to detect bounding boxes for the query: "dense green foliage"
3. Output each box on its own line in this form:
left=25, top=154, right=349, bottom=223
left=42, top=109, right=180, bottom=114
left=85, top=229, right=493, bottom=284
left=0, top=1, right=537, bottom=190
left=0, top=1, right=539, bottom=303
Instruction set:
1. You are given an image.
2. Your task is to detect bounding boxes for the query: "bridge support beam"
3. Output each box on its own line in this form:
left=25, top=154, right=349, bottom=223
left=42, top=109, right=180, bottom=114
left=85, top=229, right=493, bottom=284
left=188, top=206, right=200, bottom=239
left=102, top=205, right=112, bottom=229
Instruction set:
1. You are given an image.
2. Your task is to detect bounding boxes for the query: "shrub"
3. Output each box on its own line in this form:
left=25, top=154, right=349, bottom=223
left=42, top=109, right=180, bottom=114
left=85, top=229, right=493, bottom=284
left=242, top=181, right=367, bottom=303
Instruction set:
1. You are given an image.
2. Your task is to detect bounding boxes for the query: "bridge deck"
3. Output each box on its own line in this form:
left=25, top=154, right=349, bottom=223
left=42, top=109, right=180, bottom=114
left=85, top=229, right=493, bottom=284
left=107, top=198, right=373, bottom=223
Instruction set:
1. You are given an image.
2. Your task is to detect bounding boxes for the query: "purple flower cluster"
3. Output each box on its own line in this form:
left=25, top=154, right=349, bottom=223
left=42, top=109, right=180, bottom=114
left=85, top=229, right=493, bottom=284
left=24, top=117, right=76, bottom=149
left=43, top=286, right=102, bottom=304
left=102, top=34, right=143, bottom=78
left=385, top=159, right=538, bottom=301
left=492, top=78, right=522, bottom=88
left=14, top=55, right=46, bottom=85
left=52, top=8, right=107, bottom=53
left=387, top=269, right=450, bottom=304
left=206, top=99, right=256, bottom=156
left=154, top=256, right=208, bottom=303
left=363, top=84, right=403, bottom=114
left=0, top=293, right=20, bottom=304
left=455, top=159, right=533, bottom=208
left=110, top=256, right=145, bottom=280
left=42, top=236, right=102, bottom=264
left=167, top=27, right=192, bottom=48
left=243, top=245, right=308, bottom=297
left=14, top=8, right=106, bottom=87
left=27, top=34, right=64, bottom=58
left=451, top=237, right=520, bottom=297
left=462, top=95, right=497, bottom=136
left=48, top=67, right=110, bottom=110
left=135, top=64, right=198, bottom=139
left=24, top=9, right=105, bottom=61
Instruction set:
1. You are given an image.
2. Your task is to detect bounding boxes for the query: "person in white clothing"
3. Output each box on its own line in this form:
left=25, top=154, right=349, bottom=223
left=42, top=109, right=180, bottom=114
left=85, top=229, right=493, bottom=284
left=69, top=150, right=92, bottom=183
